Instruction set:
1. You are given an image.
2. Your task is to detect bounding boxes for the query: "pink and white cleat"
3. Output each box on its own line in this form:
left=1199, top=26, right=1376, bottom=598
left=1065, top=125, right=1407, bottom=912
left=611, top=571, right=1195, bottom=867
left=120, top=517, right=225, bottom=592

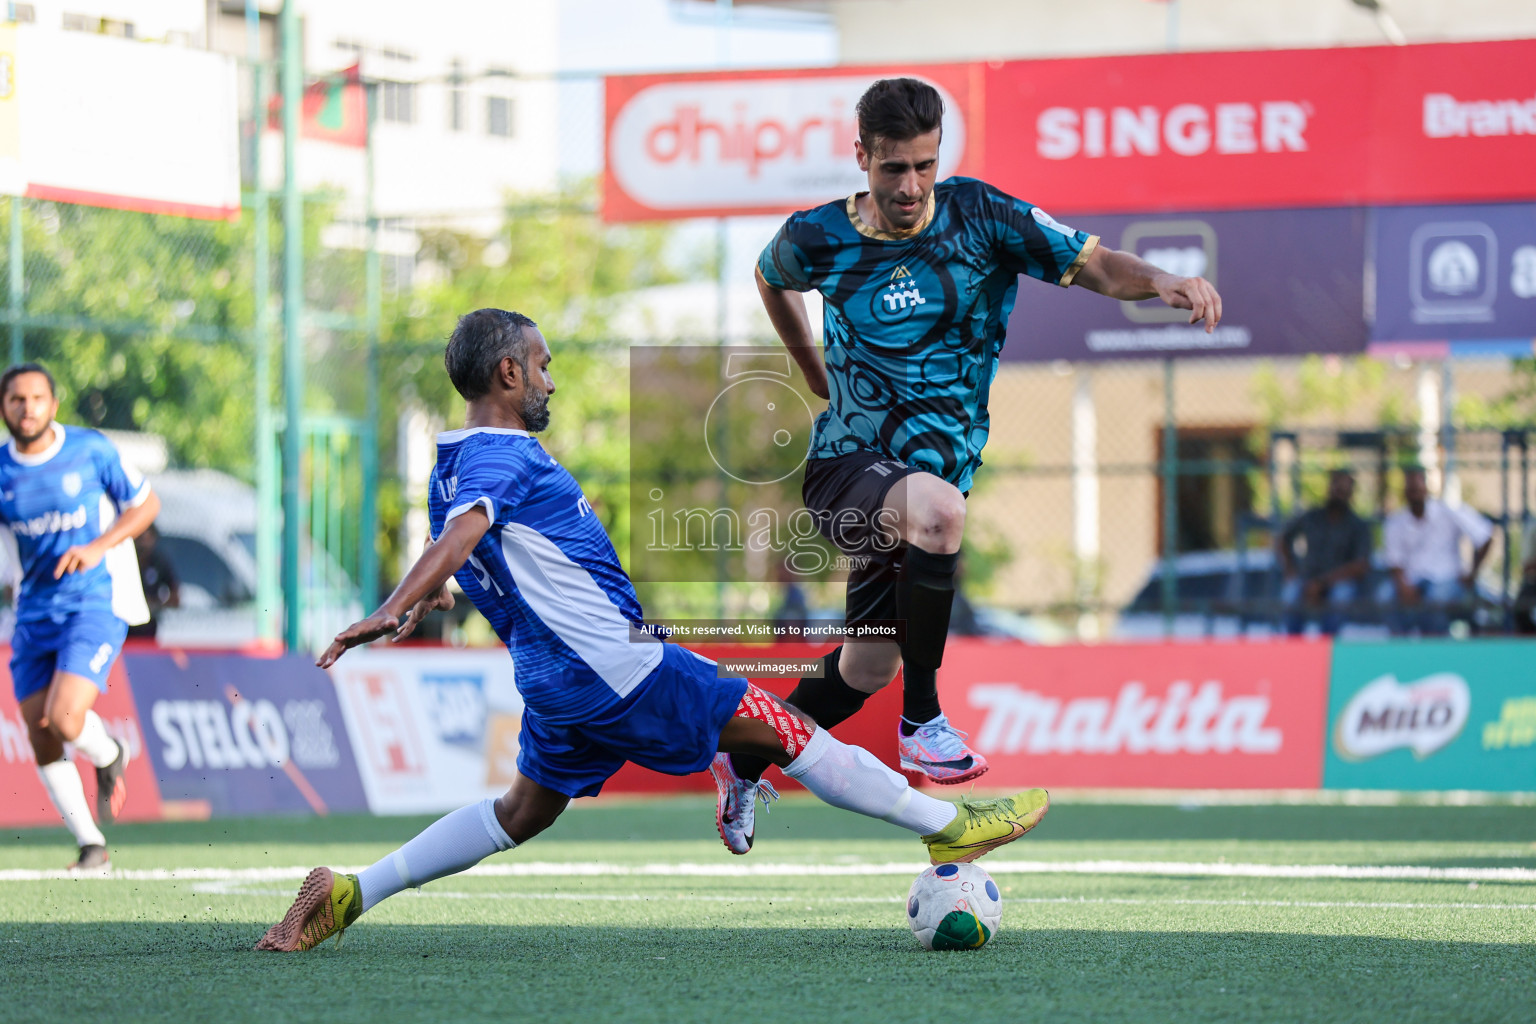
left=898, top=714, right=990, bottom=784
left=709, top=753, right=780, bottom=854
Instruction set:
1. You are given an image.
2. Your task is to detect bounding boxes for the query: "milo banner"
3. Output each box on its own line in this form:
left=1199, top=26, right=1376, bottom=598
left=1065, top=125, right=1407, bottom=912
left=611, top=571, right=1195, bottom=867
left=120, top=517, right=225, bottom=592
left=1324, top=640, right=1536, bottom=791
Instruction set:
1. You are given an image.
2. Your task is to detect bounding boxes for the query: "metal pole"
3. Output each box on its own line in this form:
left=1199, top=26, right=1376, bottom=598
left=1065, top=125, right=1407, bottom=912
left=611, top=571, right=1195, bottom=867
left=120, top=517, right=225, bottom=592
left=1501, top=431, right=1512, bottom=633
left=360, top=80, right=380, bottom=611
left=280, top=1, right=305, bottom=650
left=1166, top=0, right=1180, bottom=52
left=8, top=195, right=21, bottom=363
left=1161, top=358, right=1177, bottom=636
left=249, top=0, right=279, bottom=644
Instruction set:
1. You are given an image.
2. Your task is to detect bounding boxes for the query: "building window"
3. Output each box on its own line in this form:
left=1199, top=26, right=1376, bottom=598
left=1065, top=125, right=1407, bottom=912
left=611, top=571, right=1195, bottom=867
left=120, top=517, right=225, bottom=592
left=11, top=4, right=36, bottom=23
left=61, top=12, right=94, bottom=31
left=381, top=81, right=416, bottom=125
left=448, top=61, right=465, bottom=132
left=486, top=95, right=512, bottom=138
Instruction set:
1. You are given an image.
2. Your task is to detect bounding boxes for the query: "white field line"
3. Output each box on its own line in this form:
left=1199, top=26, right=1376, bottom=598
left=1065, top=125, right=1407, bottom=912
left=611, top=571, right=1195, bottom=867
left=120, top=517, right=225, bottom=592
left=6, top=860, right=1536, bottom=883
left=186, top=882, right=1536, bottom=912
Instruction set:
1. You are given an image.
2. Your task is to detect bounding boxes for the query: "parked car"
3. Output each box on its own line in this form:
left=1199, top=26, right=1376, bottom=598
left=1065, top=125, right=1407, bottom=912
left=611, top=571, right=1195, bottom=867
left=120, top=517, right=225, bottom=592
left=149, top=470, right=362, bottom=648
left=1114, top=548, right=1501, bottom=639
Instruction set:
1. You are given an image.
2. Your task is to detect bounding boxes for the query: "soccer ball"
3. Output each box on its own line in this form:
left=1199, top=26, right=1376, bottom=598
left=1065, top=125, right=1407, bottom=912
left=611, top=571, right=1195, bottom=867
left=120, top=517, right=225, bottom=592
left=906, top=862, right=1002, bottom=951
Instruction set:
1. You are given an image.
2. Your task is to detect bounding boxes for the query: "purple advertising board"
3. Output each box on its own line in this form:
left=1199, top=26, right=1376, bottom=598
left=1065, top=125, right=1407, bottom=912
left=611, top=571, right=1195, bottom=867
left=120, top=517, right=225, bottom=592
left=1370, top=202, right=1536, bottom=349
left=1002, top=207, right=1369, bottom=362
left=124, top=652, right=368, bottom=817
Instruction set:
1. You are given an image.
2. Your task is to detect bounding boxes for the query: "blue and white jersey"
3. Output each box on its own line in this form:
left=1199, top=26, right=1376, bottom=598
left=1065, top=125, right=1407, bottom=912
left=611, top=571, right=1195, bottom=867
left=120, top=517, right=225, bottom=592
left=0, top=424, right=151, bottom=625
left=427, top=427, right=663, bottom=725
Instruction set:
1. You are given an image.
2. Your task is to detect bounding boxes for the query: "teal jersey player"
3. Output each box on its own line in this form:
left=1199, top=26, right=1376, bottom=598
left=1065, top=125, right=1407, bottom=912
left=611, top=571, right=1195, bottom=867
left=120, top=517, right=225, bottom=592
left=727, top=78, right=1223, bottom=820
left=758, top=175, right=1097, bottom=492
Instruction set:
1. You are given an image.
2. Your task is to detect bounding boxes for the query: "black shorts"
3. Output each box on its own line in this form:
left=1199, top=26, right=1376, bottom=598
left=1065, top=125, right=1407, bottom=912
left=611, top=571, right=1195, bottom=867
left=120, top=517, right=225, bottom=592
left=802, top=451, right=918, bottom=628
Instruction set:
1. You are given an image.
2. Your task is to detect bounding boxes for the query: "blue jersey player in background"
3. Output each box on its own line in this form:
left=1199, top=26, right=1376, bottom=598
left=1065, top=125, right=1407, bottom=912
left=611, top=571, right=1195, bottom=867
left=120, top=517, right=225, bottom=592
left=0, top=362, right=159, bottom=870
left=724, top=78, right=1225, bottom=819
left=256, top=309, right=1050, bottom=952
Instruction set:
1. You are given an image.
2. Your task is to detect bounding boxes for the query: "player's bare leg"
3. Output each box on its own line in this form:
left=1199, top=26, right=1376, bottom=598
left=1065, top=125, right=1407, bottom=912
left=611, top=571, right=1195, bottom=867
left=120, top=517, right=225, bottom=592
left=24, top=671, right=129, bottom=870
left=711, top=686, right=1044, bottom=860
left=256, top=773, right=566, bottom=952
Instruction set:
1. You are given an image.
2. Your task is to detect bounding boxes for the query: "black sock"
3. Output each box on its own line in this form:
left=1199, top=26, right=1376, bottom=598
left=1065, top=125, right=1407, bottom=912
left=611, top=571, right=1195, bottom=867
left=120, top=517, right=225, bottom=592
left=896, top=546, right=959, bottom=733
left=730, top=647, right=865, bottom=782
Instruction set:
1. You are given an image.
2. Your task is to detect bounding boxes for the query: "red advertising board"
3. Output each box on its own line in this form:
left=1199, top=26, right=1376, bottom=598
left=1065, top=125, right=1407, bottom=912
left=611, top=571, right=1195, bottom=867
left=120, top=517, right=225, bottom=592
left=604, top=63, right=980, bottom=222
left=0, top=649, right=163, bottom=827
left=604, top=40, right=1536, bottom=221
left=938, top=640, right=1331, bottom=789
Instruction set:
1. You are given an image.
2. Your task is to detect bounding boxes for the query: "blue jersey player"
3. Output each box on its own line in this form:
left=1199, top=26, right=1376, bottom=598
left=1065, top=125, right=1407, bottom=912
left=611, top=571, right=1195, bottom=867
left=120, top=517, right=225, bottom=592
left=1, top=362, right=159, bottom=870
left=256, top=309, right=1051, bottom=952
left=723, top=79, right=1225, bottom=815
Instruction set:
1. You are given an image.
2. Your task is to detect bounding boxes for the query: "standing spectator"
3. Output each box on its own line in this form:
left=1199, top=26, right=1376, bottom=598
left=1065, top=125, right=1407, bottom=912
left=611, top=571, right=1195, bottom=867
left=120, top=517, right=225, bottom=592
left=1276, top=468, right=1372, bottom=636
left=127, top=523, right=179, bottom=641
left=1379, top=466, right=1493, bottom=635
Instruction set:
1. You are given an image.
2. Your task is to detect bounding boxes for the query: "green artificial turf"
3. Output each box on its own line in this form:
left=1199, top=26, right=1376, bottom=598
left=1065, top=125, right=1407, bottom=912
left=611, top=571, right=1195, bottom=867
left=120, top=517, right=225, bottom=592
left=3, top=797, right=1534, bottom=1024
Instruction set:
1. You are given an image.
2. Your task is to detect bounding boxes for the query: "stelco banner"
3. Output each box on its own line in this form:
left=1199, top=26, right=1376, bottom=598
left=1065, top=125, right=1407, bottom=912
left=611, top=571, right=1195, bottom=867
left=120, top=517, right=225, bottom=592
left=938, top=641, right=1332, bottom=789
left=123, top=652, right=368, bottom=818
left=1324, top=640, right=1536, bottom=791
left=604, top=40, right=1535, bottom=222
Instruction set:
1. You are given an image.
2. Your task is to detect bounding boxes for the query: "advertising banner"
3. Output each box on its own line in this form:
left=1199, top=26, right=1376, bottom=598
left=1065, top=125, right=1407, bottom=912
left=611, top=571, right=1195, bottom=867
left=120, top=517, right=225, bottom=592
left=1370, top=202, right=1536, bottom=347
left=603, top=63, right=978, bottom=221
left=13, top=25, right=240, bottom=219
left=0, top=651, right=162, bottom=827
left=1004, top=207, right=1369, bottom=361
left=1324, top=640, right=1536, bottom=791
left=938, top=641, right=1331, bottom=789
left=123, top=652, right=366, bottom=817
left=328, top=649, right=523, bottom=814
left=985, top=40, right=1536, bottom=216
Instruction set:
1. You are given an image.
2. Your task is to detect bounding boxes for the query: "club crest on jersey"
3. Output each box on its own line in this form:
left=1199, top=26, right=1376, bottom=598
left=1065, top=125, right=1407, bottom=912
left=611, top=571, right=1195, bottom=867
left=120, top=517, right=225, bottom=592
left=872, top=265, right=928, bottom=324
left=62, top=472, right=82, bottom=497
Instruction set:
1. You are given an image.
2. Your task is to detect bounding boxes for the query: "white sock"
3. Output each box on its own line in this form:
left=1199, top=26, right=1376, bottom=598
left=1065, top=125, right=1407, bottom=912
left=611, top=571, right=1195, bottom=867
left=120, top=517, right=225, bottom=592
left=782, top=728, right=959, bottom=836
left=357, top=798, right=515, bottom=912
left=72, top=711, right=120, bottom=769
left=38, top=759, right=106, bottom=848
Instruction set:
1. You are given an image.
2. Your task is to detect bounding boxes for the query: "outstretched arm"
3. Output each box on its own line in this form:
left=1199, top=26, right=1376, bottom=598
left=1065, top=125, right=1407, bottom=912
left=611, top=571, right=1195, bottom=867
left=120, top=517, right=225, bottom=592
left=756, top=266, right=828, bottom=399
left=317, top=507, right=489, bottom=668
left=1071, top=246, right=1223, bottom=333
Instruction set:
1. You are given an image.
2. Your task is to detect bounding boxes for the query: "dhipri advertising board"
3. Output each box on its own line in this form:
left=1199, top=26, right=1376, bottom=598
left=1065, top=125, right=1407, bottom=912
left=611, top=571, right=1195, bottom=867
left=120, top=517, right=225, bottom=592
left=603, top=64, right=976, bottom=221
left=938, top=642, right=1331, bottom=789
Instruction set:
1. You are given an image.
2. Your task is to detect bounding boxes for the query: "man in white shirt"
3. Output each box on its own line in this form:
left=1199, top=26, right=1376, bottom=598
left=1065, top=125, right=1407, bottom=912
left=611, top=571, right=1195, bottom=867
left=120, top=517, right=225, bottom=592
left=1379, top=466, right=1493, bottom=635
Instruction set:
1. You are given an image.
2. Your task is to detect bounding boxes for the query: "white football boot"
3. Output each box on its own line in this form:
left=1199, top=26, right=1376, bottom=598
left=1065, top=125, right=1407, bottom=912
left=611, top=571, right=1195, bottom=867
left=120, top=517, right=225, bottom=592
left=709, top=753, right=780, bottom=855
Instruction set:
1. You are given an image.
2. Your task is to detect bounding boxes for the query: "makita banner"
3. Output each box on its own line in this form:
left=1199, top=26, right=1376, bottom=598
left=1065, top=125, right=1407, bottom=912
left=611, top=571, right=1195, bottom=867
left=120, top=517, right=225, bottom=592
left=603, top=64, right=978, bottom=221
left=938, top=641, right=1331, bottom=789
left=604, top=40, right=1535, bottom=221
left=1324, top=640, right=1536, bottom=791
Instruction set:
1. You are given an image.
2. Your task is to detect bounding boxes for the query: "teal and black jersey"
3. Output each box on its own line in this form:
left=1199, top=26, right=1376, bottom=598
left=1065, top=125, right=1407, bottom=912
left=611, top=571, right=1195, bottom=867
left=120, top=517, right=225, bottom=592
left=758, top=176, right=1098, bottom=492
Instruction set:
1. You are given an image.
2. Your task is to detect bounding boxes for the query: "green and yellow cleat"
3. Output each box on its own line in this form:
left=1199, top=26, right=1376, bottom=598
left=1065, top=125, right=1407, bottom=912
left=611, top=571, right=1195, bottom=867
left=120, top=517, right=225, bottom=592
left=254, top=867, right=363, bottom=952
left=921, top=789, right=1050, bottom=864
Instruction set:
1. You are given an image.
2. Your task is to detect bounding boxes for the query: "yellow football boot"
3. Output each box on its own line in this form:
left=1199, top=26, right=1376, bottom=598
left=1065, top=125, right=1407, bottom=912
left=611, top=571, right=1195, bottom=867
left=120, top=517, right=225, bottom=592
left=254, top=867, right=363, bottom=952
left=922, top=789, right=1050, bottom=864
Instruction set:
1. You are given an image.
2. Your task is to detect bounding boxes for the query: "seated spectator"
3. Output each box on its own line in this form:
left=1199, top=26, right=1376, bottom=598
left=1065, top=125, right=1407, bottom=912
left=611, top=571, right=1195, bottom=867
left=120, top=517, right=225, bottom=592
left=1276, top=468, right=1371, bottom=636
left=1378, top=466, right=1492, bottom=636
left=1516, top=518, right=1536, bottom=636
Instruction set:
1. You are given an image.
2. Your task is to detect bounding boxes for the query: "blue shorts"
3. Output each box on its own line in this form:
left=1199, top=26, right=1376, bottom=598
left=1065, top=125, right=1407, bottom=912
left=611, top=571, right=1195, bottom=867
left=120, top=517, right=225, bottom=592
left=10, top=611, right=129, bottom=703
left=517, top=644, right=751, bottom=799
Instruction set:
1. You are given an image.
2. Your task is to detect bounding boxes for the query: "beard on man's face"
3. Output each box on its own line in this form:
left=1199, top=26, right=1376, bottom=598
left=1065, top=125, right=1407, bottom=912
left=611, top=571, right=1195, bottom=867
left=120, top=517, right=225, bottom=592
left=2, top=411, right=50, bottom=446
left=521, top=388, right=551, bottom=433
